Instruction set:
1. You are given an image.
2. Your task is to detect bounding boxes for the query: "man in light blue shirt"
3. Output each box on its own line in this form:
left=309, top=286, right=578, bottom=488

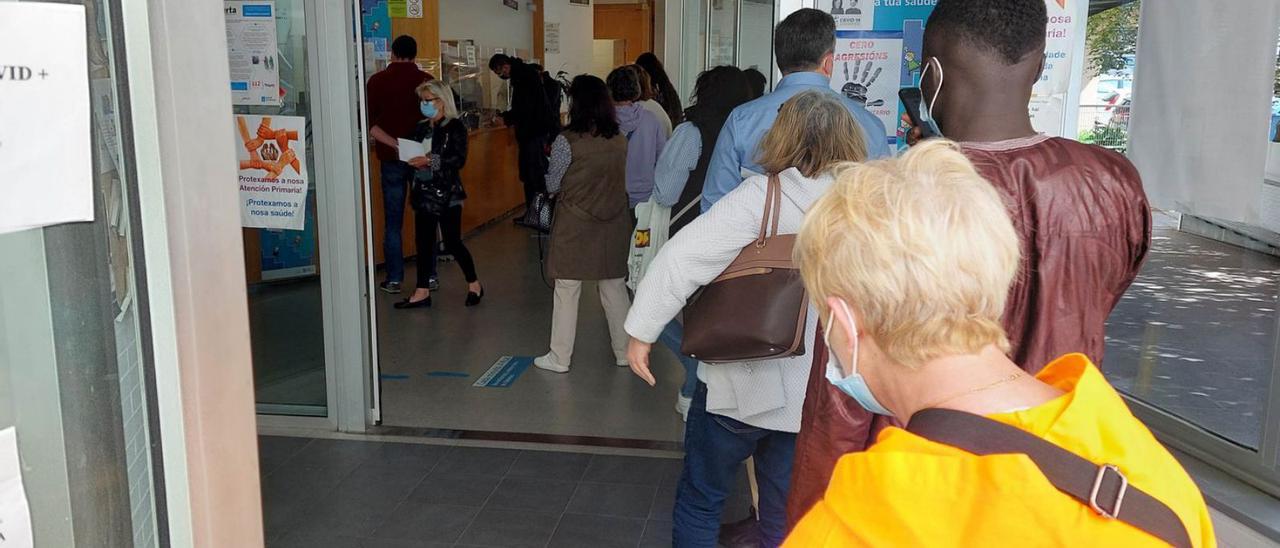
left=701, top=8, right=891, bottom=211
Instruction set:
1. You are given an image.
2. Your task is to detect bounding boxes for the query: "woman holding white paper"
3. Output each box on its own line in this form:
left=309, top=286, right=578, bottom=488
left=395, top=80, right=484, bottom=309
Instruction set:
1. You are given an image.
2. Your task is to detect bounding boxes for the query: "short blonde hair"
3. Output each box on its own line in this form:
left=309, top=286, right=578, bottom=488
left=416, top=80, right=459, bottom=121
left=757, top=91, right=868, bottom=178
left=796, top=139, right=1020, bottom=368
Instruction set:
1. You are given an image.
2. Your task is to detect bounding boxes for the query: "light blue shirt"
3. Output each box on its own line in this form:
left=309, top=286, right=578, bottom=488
left=653, top=122, right=702, bottom=207
left=701, top=71, right=891, bottom=211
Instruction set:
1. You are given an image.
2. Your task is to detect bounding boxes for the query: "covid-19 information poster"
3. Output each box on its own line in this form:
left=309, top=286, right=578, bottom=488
left=827, top=0, right=1087, bottom=146
left=225, top=1, right=281, bottom=106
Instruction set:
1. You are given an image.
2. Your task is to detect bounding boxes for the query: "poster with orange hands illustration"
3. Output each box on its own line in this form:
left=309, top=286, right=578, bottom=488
left=235, top=114, right=309, bottom=230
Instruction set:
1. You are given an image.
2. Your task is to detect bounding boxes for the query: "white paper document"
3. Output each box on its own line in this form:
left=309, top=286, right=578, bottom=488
left=0, top=3, right=93, bottom=235
left=398, top=138, right=430, bottom=163
left=0, top=428, right=34, bottom=548
left=224, top=1, right=281, bottom=106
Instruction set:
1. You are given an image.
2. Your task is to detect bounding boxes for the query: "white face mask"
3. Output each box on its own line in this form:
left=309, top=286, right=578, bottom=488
left=823, top=300, right=893, bottom=416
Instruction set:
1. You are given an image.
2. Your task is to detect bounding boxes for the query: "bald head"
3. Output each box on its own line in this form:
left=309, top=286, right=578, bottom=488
left=921, top=0, right=1048, bottom=141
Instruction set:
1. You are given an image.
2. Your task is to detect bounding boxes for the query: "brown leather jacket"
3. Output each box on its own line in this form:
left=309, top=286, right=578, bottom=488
left=786, top=136, right=1152, bottom=527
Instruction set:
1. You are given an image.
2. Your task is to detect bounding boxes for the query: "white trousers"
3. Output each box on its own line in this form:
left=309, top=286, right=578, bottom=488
left=548, top=278, right=631, bottom=367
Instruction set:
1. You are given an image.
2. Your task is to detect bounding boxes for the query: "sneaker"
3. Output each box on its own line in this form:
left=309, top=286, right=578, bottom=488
left=379, top=281, right=401, bottom=294
left=533, top=354, right=569, bottom=373
left=675, top=393, right=692, bottom=421
left=427, top=276, right=440, bottom=291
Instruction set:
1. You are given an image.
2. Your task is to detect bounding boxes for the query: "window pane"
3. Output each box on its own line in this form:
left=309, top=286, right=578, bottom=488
left=680, top=0, right=707, bottom=103
left=1104, top=216, right=1278, bottom=450
left=708, top=0, right=738, bottom=67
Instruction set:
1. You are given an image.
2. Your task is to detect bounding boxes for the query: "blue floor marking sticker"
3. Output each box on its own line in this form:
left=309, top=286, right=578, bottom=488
left=427, top=371, right=470, bottom=378
left=380, top=374, right=410, bottom=380
left=473, top=356, right=533, bottom=388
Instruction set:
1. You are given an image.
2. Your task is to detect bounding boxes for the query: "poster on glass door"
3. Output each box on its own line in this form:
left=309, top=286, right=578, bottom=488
left=833, top=32, right=904, bottom=145
left=235, top=115, right=309, bottom=230
left=225, top=1, right=281, bottom=106
left=816, top=0, right=874, bottom=30
left=1029, top=0, right=1088, bottom=137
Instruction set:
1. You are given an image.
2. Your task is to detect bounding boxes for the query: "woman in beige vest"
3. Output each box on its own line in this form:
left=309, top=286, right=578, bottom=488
left=534, top=75, right=633, bottom=373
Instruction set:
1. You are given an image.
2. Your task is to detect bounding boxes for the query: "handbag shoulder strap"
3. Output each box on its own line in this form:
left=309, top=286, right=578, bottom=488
left=906, top=408, right=1193, bottom=548
left=756, top=175, right=783, bottom=244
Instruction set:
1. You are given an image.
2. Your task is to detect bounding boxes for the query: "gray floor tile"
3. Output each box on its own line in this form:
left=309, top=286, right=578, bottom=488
left=269, top=529, right=363, bottom=548
left=548, top=513, right=646, bottom=548
left=259, top=436, right=313, bottom=477
left=359, top=442, right=448, bottom=471
left=288, top=439, right=384, bottom=470
left=507, top=450, right=592, bottom=481
left=408, top=471, right=501, bottom=507
left=334, top=464, right=432, bottom=506
left=456, top=508, right=561, bottom=547
left=286, top=496, right=388, bottom=539
left=582, top=455, right=676, bottom=486
left=368, top=500, right=479, bottom=543
left=649, top=485, right=676, bottom=520
left=486, top=477, right=578, bottom=513
left=640, top=520, right=673, bottom=548
left=434, top=446, right=520, bottom=477
left=360, top=539, right=452, bottom=548
left=566, top=482, right=657, bottom=519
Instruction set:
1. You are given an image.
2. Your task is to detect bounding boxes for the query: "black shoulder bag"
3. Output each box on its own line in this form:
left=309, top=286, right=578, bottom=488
left=907, top=408, right=1193, bottom=548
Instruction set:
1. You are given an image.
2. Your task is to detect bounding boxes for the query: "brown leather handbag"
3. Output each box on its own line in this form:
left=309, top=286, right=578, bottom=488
left=681, top=175, right=808, bottom=363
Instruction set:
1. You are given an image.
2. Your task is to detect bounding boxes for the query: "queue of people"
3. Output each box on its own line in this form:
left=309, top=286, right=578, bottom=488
left=526, top=2, right=1211, bottom=547
left=368, top=1, right=1217, bottom=546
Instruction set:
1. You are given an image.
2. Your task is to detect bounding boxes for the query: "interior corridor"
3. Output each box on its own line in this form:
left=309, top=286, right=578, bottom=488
left=369, top=219, right=688, bottom=442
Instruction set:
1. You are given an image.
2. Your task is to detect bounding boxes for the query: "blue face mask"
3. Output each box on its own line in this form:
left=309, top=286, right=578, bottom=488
left=824, top=300, right=893, bottom=416
left=915, top=57, right=945, bottom=137
left=420, top=100, right=438, bottom=119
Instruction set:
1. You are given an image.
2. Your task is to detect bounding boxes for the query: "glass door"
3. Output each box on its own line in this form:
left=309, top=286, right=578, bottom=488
left=680, top=0, right=708, bottom=102
left=235, top=0, right=330, bottom=416
left=708, top=0, right=740, bottom=67
left=738, top=0, right=776, bottom=87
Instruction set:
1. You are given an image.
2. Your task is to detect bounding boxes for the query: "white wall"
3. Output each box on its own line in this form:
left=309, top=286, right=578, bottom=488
left=439, top=0, right=534, bottom=61
left=543, top=0, right=595, bottom=78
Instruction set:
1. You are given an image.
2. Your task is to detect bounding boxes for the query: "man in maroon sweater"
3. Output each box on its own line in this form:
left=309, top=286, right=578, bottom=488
left=785, top=0, right=1151, bottom=530
left=367, top=35, right=433, bottom=293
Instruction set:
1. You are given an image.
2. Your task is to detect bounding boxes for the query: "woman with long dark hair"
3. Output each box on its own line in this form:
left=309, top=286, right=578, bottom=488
left=647, top=65, right=753, bottom=418
left=533, top=75, right=633, bottom=374
left=636, top=52, right=684, bottom=126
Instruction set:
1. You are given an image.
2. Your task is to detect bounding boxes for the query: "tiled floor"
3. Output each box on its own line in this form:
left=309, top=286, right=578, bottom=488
left=260, top=436, right=753, bottom=548
left=251, top=219, right=689, bottom=442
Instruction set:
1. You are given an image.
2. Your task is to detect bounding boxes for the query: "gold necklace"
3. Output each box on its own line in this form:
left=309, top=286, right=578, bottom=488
left=921, top=372, right=1025, bottom=410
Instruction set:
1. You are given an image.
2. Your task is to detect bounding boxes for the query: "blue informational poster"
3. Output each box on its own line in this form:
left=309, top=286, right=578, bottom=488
left=259, top=193, right=318, bottom=281
left=830, top=0, right=939, bottom=149
left=361, top=0, right=391, bottom=61
left=830, top=0, right=1087, bottom=143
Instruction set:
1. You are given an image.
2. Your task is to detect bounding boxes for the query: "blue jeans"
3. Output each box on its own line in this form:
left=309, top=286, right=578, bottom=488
left=673, top=383, right=796, bottom=548
left=380, top=161, right=412, bottom=283
left=658, top=320, right=700, bottom=398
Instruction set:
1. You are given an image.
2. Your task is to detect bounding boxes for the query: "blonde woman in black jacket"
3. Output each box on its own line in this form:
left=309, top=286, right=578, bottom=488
left=396, top=80, right=484, bottom=309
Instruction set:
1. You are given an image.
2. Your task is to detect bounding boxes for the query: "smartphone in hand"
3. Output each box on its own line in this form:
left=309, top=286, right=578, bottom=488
left=899, top=87, right=941, bottom=140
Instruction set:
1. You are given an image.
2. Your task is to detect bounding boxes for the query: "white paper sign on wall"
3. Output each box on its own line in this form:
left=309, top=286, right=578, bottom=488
left=0, top=427, right=33, bottom=548
left=406, top=0, right=423, bottom=18
left=0, top=3, right=93, bottom=236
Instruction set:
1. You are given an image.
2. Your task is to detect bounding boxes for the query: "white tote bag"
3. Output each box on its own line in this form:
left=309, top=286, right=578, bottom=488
left=627, top=197, right=672, bottom=291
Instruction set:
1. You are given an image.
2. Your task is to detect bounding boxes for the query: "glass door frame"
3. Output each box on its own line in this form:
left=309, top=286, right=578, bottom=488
left=255, top=0, right=373, bottom=434
left=679, top=0, right=781, bottom=97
